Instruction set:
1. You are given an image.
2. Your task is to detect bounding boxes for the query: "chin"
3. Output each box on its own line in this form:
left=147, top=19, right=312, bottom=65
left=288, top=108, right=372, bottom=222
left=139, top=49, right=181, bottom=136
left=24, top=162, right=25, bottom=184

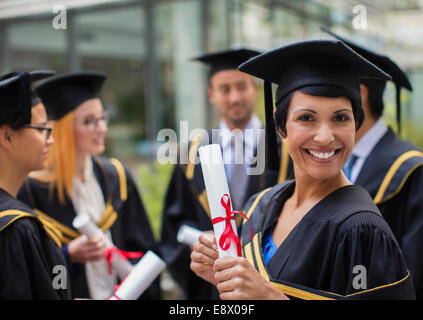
left=306, top=168, right=341, bottom=182
left=230, top=115, right=250, bottom=126
left=91, top=146, right=105, bottom=156
left=31, top=162, right=47, bottom=172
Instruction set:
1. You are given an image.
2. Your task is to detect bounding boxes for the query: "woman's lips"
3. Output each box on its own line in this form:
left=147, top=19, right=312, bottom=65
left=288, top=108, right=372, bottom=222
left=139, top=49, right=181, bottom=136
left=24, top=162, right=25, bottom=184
left=304, top=148, right=341, bottom=162
left=92, top=138, right=104, bottom=145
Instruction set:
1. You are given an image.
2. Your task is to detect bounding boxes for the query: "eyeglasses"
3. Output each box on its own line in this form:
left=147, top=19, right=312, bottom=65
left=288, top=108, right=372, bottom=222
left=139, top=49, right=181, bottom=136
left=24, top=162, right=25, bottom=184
left=23, top=124, right=53, bottom=140
left=79, top=113, right=109, bottom=130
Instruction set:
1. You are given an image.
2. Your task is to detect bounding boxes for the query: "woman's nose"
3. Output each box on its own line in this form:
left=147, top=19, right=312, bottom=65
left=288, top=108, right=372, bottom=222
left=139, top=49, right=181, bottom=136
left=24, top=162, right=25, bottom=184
left=96, top=120, right=108, bottom=133
left=46, top=134, right=54, bottom=146
left=313, top=122, right=335, bottom=144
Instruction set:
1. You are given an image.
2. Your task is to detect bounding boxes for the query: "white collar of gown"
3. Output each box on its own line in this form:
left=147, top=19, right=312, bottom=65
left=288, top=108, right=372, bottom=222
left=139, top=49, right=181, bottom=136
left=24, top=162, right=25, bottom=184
left=71, top=156, right=117, bottom=299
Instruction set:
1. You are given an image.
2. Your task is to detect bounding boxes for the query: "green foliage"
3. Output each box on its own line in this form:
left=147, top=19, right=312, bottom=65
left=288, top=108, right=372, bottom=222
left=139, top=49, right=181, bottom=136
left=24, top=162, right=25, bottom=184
left=388, top=119, right=423, bottom=150
left=135, top=161, right=173, bottom=240
left=383, top=91, right=423, bottom=150
left=115, top=88, right=146, bottom=140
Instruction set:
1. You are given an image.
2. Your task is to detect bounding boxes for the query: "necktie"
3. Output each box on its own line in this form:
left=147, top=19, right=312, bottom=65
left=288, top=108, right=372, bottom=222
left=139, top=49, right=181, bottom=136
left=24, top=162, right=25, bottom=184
left=228, top=132, right=247, bottom=210
left=343, top=153, right=358, bottom=181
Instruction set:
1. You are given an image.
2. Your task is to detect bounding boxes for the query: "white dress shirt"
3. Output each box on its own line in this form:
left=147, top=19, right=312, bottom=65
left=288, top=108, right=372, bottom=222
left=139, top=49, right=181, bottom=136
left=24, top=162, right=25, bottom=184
left=219, top=114, right=262, bottom=180
left=349, top=118, right=388, bottom=183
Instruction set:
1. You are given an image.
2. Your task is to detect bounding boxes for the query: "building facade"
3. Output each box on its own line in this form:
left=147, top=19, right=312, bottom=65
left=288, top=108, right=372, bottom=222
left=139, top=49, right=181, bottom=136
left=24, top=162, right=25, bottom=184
left=0, top=0, right=422, bottom=159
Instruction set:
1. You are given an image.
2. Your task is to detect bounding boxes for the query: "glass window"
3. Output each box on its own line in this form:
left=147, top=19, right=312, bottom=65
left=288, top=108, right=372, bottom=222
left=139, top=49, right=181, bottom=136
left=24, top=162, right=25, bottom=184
left=75, top=6, right=146, bottom=159
left=154, top=0, right=206, bottom=133
left=3, top=18, right=67, bottom=73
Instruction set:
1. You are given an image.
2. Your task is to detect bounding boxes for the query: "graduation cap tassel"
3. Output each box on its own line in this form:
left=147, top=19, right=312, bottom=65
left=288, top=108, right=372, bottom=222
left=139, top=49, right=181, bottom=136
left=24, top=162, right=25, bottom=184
left=263, top=80, right=280, bottom=187
left=396, top=85, right=401, bottom=136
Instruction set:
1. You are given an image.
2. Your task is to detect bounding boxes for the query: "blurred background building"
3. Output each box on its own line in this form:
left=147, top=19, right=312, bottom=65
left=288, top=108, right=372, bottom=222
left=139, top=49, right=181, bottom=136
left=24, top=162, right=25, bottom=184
left=1, top=0, right=422, bottom=296
left=1, top=0, right=422, bottom=158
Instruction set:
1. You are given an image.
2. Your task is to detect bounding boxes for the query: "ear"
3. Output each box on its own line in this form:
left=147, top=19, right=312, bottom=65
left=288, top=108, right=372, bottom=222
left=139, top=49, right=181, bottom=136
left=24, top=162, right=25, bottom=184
left=276, top=127, right=287, bottom=139
left=0, top=125, right=15, bottom=150
left=273, top=109, right=287, bottom=139
left=250, top=78, right=259, bottom=98
left=208, top=85, right=216, bottom=105
left=249, top=76, right=259, bottom=89
left=360, top=84, right=369, bottom=102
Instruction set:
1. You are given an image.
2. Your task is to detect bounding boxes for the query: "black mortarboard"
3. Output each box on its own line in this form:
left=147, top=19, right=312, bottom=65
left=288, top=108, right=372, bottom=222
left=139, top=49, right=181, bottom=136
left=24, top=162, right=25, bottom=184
left=321, top=26, right=412, bottom=133
left=238, top=39, right=391, bottom=183
left=29, top=70, right=56, bottom=107
left=0, top=72, right=31, bottom=126
left=193, top=48, right=261, bottom=79
left=0, top=71, right=31, bottom=126
left=0, top=70, right=55, bottom=108
left=35, top=71, right=107, bottom=120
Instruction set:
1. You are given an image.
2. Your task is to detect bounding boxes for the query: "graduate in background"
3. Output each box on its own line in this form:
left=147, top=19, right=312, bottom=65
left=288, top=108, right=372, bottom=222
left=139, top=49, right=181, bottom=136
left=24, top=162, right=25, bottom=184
left=17, top=71, right=161, bottom=300
left=0, top=70, right=70, bottom=299
left=190, top=40, right=415, bottom=299
left=322, top=27, right=423, bottom=299
left=160, top=48, right=293, bottom=299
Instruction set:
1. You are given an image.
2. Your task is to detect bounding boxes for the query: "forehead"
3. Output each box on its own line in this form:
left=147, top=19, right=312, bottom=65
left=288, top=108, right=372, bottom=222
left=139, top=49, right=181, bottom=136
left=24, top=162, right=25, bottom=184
left=289, top=91, right=352, bottom=112
left=210, top=69, right=253, bottom=87
left=74, top=98, right=103, bottom=117
left=31, top=103, right=48, bottom=123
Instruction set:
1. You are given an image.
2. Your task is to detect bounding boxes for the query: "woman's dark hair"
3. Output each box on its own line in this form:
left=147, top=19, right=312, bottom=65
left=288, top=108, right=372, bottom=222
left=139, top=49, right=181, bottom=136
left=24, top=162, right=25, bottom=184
left=0, top=113, right=25, bottom=130
left=274, top=85, right=364, bottom=136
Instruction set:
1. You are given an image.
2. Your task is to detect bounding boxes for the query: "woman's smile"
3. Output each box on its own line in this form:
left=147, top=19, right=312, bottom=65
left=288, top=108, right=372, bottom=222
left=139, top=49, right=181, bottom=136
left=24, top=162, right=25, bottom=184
left=304, top=147, right=342, bottom=163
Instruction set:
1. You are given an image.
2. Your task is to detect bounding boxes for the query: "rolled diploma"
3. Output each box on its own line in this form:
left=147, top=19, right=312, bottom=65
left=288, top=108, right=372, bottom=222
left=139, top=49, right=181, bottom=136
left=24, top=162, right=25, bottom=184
left=72, top=214, right=134, bottom=278
left=109, top=250, right=165, bottom=300
left=177, top=225, right=203, bottom=246
left=199, top=144, right=239, bottom=258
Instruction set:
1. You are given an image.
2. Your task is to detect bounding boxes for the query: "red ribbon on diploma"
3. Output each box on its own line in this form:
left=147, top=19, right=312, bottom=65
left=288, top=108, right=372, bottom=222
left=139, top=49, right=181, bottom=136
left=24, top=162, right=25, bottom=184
left=212, top=194, right=253, bottom=257
left=104, top=247, right=144, bottom=275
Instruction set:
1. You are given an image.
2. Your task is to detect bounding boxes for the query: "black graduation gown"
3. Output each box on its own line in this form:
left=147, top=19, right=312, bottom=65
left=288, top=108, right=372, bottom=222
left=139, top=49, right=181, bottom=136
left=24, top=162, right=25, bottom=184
left=354, top=127, right=423, bottom=299
left=17, top=156, right=161, bottom=300
left=160, top=129, right=293, bottom=299
left=239, top=180, right=415, bottom=299
left=0, top=188, right=71, bottom=300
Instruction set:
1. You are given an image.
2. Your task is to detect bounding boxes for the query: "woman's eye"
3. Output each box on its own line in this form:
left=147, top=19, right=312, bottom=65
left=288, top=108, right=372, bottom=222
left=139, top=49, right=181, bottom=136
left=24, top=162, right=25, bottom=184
left=334, top=114, right=350, bottom=122
left=83, top=118, right=95, bottom=126
left=298, top=114, right=314, bottom=122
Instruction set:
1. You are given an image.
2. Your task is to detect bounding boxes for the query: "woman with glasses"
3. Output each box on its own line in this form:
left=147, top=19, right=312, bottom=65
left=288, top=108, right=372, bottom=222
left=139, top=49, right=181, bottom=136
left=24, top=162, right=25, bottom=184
left=17, top=71, right=161, bottom=300
left=190, top=40, right=415, bottom=299
left=0, top=70, right=70, bottom=299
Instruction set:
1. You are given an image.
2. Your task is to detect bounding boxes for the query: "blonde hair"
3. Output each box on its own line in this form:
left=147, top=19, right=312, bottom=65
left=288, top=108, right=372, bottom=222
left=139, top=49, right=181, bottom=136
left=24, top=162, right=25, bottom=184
left=30, top=111, right=77, bottom=204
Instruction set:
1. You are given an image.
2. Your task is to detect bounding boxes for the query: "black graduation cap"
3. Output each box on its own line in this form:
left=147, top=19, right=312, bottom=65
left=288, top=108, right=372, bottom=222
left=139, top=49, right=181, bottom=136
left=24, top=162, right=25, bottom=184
left=0, top=70, right=55, bottom=127
left=0, top=70, right=55, bottom=108
left=192, top=48, right=261, bottom=78
left=35, top=71, right=107, bottom=120
left=238, top=39, right=391, bottom=181
left=29, top=70, right=57, bottom=107
left=321, top=26, right=412, bottom=133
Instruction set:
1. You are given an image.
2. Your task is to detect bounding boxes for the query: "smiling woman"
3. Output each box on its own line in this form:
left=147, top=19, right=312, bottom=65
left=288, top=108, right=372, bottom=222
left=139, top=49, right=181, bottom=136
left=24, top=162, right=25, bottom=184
left=190, top=40, right=416, bottom=300
left=277, top=88, right=359, bottom=182
left=73, top=98, right=108, bottom=162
